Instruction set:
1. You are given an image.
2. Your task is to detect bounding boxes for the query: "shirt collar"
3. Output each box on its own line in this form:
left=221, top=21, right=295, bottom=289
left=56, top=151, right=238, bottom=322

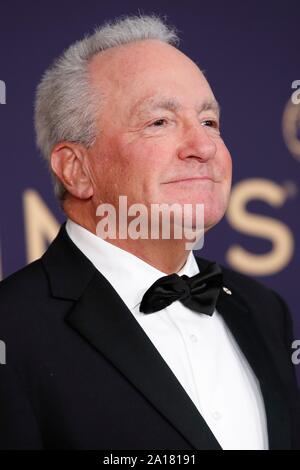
left=65, top=219, right=200, bottom=311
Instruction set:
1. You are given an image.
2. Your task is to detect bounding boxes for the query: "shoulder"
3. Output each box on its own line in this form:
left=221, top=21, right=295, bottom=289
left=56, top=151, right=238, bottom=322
left=0, top=260, right=53, bottom=364
left=0, top=259, right=51, bottom=327
left=0, top=258, right=67, bottom=343
left=221, top=263, right=280, bottom=303
left=196, top=254, right=280, bottom=302
left=0, top=259, right=48, bottom=304
left=220, top=262, right=288, bottom=315
left=195, top=255, right=293, bottom=340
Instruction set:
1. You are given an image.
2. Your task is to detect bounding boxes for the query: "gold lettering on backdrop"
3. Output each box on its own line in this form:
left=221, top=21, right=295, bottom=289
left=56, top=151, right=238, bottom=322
left=23, top=189, right=59, bottom=263
left=282, top=96, right=300, bottom=161
left=226, top=179, right=294, bottom=276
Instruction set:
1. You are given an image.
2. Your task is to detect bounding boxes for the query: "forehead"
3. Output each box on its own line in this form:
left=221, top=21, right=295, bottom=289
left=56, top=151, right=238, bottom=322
left=89, top=40, right=215, bottom=115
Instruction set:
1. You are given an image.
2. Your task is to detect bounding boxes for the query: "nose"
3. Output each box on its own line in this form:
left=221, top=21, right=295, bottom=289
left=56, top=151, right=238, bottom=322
left=177, top=122, right=217, bottom=162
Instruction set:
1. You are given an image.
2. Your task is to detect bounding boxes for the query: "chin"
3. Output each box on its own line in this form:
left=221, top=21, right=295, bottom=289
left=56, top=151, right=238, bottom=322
left=202, top=207, right=226, bottom=231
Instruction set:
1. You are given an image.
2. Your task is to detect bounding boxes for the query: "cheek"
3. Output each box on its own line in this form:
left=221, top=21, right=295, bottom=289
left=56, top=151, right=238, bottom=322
left=96, top=139, right=165, bottom=204
left=225, top=151, right=233, bottom=177
left=122, top=140, right=170, bottom=184
left=217, top=144, right=232, bottom=182
left=129, top=139, right=166, bottom=164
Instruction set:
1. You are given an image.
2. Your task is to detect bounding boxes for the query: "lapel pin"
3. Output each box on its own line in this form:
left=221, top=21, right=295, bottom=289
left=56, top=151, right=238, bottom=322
left=222, top=286, right=232, bottom=295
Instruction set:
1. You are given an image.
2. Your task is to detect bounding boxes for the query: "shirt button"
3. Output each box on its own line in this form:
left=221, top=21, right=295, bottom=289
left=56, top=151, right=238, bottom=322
left=189, top=334, right=198, bottom=343
left=211, top=411, right=222, bottom=421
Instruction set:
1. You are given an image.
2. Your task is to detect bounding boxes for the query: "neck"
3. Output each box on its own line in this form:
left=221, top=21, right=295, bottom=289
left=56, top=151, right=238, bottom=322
left=64, top=198, right=191, bottom=274
left=104, top=237, right=190, bottom=274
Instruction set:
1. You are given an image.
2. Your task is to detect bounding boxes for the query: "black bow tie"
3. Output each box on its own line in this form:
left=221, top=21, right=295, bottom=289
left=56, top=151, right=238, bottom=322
left=140, top=262, right=223, bottom=316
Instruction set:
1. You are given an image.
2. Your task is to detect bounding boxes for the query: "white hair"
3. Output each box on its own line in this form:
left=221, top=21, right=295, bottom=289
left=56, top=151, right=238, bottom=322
left=34, top=14, right=180, bottom=200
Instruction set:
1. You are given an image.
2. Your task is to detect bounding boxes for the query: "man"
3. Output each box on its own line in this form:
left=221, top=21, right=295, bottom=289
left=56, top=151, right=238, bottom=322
left=0, top=14, right=299, bottom=450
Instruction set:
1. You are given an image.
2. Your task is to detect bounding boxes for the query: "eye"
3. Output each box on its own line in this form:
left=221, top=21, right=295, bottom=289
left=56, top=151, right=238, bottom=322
left=150, top=118, right=167, bottom=127
left=202, top=119, right=218, bottom=128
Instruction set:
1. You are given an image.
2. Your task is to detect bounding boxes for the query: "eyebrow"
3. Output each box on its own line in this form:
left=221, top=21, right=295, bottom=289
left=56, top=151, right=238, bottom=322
left=131, top=96, right=221, bottom=119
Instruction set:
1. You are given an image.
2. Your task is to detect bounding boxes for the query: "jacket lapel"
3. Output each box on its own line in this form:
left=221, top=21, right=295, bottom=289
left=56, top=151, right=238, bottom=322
left=43, top=224, right=291, bottom=450
left=66, top=273, right=222, bottom=450
left=42, top=224, right=221, bottom=450
left=196, top=257, right=292, bottom=450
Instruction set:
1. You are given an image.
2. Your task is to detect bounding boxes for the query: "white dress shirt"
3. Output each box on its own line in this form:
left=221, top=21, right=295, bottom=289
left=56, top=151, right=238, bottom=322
left=66, top=219, right=268, bottom=450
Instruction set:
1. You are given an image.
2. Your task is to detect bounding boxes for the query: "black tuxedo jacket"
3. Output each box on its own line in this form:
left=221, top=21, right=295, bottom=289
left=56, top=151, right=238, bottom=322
left=0, top=223, right=299, bottom=450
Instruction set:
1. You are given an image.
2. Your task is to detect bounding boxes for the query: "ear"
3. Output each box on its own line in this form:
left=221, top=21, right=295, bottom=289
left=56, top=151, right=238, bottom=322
left=50, top=143, right=94, bottom=199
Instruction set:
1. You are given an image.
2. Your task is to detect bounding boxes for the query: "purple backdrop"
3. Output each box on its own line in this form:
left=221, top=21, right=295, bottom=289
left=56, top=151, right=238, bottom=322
left=0, top=0, right=299, bottom=382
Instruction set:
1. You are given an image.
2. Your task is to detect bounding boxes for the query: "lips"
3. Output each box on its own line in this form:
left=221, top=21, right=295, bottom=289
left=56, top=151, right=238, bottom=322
left=163, top=176, right=214, bottom=184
